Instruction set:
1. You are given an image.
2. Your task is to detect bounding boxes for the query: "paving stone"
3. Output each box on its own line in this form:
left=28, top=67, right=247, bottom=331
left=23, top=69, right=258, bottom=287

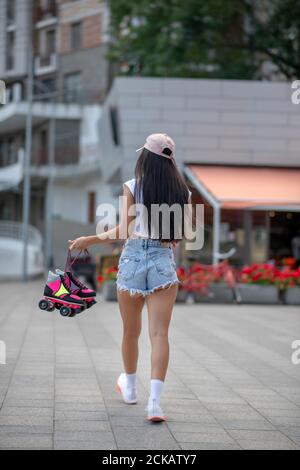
left=237, top=439, right=298, bottom=450
left=1, top=282, right=300, bottom=450
left=171, top=430, right=236, bottom=445
left=167, top=413, right=218, bottom=424
left=218, top=419, right=275, bottom=430
left=0, top=425, right=53, bottom=434
left=227, top=429, right=297, bottom=445
left=0, top=433, right=52, bottom=449
left=0, top=416, right=53, bottom=426
left=54, top=420, right=110, bottom=432
left=179, top=442, right=242, bottom=450
left=54, top=441, right=118, bottom=450
left=4, top=399, right=53, bottom=408
left=54, top=431, right=115, bottom=446
left=0, top=407, right=53, bottom=417
left=168, top=422, right=222, bottom=433
left=54, top=410, right=108, bottom=421
left=113, top=425, right=178, bottom=448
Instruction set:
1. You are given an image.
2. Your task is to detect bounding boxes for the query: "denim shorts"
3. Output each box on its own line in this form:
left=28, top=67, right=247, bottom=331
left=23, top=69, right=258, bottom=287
left=116, top=238, right=179, bottom=297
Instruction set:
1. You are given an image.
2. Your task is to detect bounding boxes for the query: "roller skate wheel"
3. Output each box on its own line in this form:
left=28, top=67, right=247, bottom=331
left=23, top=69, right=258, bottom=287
left=39, top=299, right=49, bottom=311
left=47, top=303, right=55, bottom=312
left=60, top=305, right=71, bottom=317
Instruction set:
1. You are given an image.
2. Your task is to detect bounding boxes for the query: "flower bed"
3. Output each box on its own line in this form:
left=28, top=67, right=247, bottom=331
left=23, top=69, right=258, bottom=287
left=98, top=266, right=118, bottom=301
left=176, top=261, right=237, bottom=303
left=96, top=260, right=300, bottom=305
left=238, top=263, right=279, bottom=304
left=275, top=266, right=300, bottom=305
left=175, top=267, right=189, bottom=302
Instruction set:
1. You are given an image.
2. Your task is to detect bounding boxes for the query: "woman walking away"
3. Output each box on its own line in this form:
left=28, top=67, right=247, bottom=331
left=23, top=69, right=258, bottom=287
left=69, top=133, right=192, bottom=422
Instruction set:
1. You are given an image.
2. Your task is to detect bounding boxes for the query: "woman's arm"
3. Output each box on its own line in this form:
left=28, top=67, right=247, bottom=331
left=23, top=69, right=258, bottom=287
left=69, top=185, right=135, bottom=251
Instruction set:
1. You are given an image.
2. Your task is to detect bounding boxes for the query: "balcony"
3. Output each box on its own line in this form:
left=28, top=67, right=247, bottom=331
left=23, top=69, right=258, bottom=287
left=32, top=145, right=79, bottom=167
left=0, top=148, right=24, bottom=192
left=35, top=2, right=57, bottom=28
left=34, top=53, right=57, bottom=76
left=0, top=101, right=83, bottom=137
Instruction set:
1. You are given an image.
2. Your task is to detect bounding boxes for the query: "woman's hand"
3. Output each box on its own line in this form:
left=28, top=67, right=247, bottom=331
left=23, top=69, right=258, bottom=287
left=68, top=237, right=90, bottom=251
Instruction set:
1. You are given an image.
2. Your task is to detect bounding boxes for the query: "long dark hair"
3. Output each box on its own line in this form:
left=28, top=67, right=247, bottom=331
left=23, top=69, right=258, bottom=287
left=134, top=149, right=190, bottom=242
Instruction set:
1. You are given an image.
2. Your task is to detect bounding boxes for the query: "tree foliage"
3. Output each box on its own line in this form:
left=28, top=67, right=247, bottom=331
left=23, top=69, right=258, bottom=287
left=108, top=0, right=300, bottom=80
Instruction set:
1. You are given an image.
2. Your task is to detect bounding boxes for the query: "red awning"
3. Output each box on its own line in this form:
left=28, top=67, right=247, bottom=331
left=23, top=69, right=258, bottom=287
left=186, top=165, right=300, bottom=210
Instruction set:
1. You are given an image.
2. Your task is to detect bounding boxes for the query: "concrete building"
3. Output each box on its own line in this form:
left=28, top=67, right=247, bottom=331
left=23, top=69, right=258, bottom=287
left=0, top=0, right=111, bottom=271
left=98, top=77, right=300, bottom=265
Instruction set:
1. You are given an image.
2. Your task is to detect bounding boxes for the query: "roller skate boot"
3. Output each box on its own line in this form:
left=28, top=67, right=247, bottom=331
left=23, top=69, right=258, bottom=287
left=39, top=271, right=85, bottom=317
left=56, top=269, right=97, bottom=309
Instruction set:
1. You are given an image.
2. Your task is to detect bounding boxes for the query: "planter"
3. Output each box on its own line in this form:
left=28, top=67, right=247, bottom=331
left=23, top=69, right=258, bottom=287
left=193, top=283, right=234, bottom=303
left=238, top=284, right=278, bottom=304
left=285, top=287, right=300, bottom=305
left=102, top=280, right=117, bottom=301
left=176, top=289, right=188, bottom=303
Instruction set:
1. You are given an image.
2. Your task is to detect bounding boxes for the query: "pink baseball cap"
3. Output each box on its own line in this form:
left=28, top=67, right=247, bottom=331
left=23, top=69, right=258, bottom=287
left=136, top=133, right=175, bottom=160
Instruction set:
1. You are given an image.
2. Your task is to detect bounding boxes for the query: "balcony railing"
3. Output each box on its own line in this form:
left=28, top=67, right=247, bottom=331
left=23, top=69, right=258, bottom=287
left=0, top=148, right=24, bottom=168
left=33, top=146, right=79, bottom=166
left=0, top=221, right=42, bottom=247
left=35, top=2, right=57, bottom=23
left=0, top=149, right=24, bottom=191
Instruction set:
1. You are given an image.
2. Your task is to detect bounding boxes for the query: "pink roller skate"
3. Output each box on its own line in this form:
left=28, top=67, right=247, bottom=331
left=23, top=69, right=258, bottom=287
left=56, top=269, right=97, bottom=309
left=39, top=271, right=85, bottom=317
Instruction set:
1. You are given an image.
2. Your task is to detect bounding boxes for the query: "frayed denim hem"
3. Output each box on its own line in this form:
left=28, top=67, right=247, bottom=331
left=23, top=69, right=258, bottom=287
left=116, top=279, right=180, bottom=298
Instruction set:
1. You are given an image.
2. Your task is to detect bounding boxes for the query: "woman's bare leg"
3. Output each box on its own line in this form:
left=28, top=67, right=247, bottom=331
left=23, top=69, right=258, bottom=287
left=146, top=284, right=178, bottom=380
left=117, top=290, right=145, bottom=373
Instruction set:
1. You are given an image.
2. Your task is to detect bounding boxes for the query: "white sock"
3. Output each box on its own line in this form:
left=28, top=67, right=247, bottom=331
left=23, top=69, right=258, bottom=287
left=149, top=379, right=164, bottom=404
left=125, top=373, right=136, bottom=390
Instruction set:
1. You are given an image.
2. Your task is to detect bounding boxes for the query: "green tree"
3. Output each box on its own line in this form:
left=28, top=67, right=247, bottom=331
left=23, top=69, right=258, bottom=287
left=108, top=0, right=300, bottom=80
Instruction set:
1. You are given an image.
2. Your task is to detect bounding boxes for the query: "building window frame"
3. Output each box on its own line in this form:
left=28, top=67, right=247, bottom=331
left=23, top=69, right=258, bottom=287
left=71, top=22, right=82, bottom=51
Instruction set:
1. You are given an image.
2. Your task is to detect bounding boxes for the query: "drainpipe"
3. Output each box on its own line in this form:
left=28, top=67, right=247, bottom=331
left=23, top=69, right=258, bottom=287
left=45, top=115, right=56, bottom=270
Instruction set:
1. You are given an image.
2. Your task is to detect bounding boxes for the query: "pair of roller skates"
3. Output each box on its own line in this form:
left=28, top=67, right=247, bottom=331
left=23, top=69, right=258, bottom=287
left=39, top=269, right=96, bottom=317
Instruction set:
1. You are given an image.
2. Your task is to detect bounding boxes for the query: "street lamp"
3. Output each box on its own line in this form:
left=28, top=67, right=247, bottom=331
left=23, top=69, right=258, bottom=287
left=22, top=0, right=33, bottom=282
left=22, top=0, right=57, bottom=279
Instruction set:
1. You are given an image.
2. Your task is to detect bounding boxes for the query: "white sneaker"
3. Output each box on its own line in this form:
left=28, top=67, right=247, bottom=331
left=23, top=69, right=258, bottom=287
left=115, top=373, right=137, bottom=404
left=146, top=398, right=166, bottom=422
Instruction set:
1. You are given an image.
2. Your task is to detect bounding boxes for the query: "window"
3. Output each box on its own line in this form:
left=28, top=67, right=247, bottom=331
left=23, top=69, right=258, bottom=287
left=6, top=31, right=15, bottom=71
left=34, top=78, right=56, bottom=101
left=7, top=138, right=16, bottom=165
left=88, top=192, right=96, bottom=224
left=39, top=0, right=56, bottom=18
left=45, top=29, right=56, bottom=56
left=41, top=78, right=56, bottom=93
left=6, top=0, right=15, bottom=25
left=71, top=22, right=81, bottom=51
left=64, top=72, right=81, bottom=103
left=40, top=129, right=48, bottom=165
left=0, top=141, right=4, bottom=167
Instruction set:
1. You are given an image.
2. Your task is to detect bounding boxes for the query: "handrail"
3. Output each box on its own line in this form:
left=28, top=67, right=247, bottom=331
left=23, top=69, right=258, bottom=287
left=0, top=221, right=42, bottom=247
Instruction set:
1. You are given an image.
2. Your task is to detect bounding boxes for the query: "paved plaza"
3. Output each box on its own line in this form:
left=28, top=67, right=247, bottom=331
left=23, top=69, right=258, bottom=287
left=0, top=281, right=299, bottom=450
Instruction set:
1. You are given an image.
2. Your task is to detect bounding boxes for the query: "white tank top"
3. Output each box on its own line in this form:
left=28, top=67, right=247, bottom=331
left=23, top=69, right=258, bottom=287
left=124, top=178, right=192, bottom=239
